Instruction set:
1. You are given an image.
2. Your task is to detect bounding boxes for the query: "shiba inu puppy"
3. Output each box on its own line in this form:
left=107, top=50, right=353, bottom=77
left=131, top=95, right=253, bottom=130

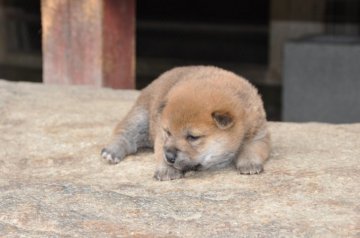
left=101, top=66, right=270, bottom=181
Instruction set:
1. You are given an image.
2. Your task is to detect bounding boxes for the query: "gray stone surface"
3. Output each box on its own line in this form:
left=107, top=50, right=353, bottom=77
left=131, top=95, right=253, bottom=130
left=283, top=35, right=360, bottom=123
left=0, top=80, right=359, bottom=237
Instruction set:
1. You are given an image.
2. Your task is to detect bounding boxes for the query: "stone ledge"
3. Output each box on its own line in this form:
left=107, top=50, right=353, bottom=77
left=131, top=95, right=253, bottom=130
left=0, top=80, right=359, bottom=237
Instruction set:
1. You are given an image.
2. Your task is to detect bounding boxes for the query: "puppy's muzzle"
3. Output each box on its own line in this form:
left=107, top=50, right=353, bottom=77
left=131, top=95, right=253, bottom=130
left=164, top=147, right=178, bottom=164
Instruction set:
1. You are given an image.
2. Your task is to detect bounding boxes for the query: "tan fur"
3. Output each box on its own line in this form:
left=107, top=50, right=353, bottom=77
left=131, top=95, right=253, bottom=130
left=101, top=66, right=271, bottom=181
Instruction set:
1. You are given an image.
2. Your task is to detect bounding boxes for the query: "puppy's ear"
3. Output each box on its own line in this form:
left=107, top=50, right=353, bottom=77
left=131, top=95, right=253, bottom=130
left=212, top=111, right=234, bottom=129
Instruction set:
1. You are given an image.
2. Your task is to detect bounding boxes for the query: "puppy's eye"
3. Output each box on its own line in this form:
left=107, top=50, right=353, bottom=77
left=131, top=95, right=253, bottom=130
left=164, top=129, right=171, bottom=137
left=186, top=134, right=201, bottom=142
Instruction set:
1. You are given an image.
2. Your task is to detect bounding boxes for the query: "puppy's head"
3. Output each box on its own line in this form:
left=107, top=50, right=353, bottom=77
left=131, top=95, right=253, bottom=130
left=159, top=85, right=245, bottom=172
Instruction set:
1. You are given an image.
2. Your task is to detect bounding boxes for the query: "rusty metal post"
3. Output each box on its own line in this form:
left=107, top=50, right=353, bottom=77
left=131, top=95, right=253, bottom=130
left=41, top=0, right=135, bottom=89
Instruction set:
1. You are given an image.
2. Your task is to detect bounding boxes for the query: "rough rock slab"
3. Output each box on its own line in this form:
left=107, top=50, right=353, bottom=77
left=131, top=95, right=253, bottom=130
left=0, top=80, right=359, bottom=237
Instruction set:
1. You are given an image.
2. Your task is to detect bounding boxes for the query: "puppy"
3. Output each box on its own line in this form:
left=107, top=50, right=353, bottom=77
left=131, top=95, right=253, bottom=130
left=101, top=66, right=270, bottom=181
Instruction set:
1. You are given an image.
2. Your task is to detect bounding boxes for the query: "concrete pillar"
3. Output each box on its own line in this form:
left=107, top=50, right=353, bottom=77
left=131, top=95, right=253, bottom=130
left=268, top=0, right=326, bottom=82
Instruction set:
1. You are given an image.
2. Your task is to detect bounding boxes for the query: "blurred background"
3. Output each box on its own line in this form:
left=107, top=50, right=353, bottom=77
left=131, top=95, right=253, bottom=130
left=0, top=0, right=359, bottom=122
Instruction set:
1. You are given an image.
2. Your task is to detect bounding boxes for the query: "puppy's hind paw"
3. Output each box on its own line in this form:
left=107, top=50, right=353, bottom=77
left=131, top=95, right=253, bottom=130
left=101, top=148, right=124, bottom=164
left=237, top=161, right=264, bottom=175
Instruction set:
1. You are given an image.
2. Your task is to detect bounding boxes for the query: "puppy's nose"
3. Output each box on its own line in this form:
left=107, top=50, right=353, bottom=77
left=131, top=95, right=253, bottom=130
left=164, top=148, right=177, bottom=164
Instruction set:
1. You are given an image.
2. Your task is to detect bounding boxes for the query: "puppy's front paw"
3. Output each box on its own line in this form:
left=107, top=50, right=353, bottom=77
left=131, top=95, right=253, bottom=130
left=237, top=161, right=263, bottom=175
left=154, top=165, right=184, bottom=181
left=100, top=146, right=126, bottom=164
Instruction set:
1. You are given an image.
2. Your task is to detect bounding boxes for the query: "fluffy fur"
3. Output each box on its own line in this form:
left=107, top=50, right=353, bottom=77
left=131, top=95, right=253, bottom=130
left=101, top=66, right=271, bottom=181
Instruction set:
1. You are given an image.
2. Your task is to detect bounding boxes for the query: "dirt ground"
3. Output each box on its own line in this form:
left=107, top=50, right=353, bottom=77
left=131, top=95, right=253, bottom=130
left=0, top=80, right=359, bottom=237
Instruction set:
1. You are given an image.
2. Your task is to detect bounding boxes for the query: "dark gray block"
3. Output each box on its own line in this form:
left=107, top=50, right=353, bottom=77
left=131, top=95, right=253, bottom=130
left=283, top=35, right=360, bottom=123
